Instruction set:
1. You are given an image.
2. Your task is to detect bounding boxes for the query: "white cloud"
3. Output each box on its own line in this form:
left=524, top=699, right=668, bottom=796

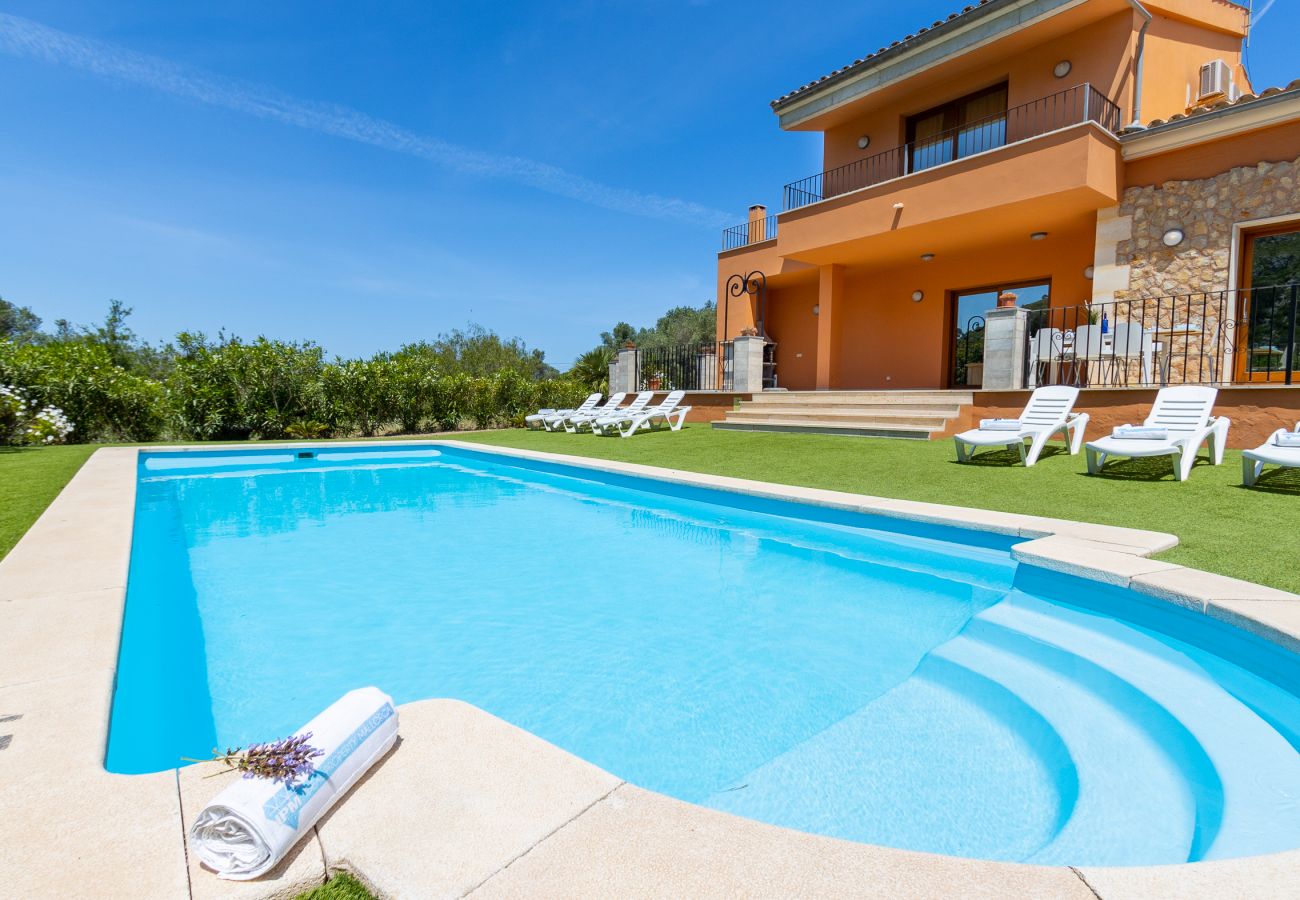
left=0, top=12, right=733, bottom=228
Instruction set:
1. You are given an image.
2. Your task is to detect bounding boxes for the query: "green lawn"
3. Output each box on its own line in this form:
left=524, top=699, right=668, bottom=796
left=294, top=873, right=373, bottom=900
left=2, top=427, right=1297, bottom=592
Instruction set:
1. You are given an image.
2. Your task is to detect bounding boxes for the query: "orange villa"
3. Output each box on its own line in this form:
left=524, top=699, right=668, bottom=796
left=699, top=0, right=1300, bottom=443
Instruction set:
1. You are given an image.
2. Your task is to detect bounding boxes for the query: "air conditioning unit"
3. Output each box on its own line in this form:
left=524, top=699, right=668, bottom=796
left=1198, top=59, right=1232, bottom=100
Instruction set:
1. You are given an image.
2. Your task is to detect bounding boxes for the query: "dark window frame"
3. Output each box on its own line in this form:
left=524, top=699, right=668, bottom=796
left=904, top=82, right=1009, bottom=173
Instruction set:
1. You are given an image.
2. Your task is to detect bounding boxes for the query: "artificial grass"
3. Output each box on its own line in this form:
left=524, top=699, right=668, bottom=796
left=294, top=873, right=374, bottom=900
left=2, top=426, right=1296, bottom=592
left=0, top=444, right=98, bottom=559
left=454, top=424, right=1300, bottom=594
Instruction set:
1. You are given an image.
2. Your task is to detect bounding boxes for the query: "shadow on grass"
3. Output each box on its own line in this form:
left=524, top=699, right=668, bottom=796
left=1079, top=453, right=1219, bottom=482
left=947, top=444, right=1071, bottom=468
left=1240, top=467, right=1300, bottom=496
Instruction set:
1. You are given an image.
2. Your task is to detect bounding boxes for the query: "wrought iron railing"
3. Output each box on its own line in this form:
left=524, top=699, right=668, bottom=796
left=1022, top=284, right=1300, bottom=388
left=782, top=84, right=1122, bottom=211
left=721, top=214, right=778, bottom=251
left=954, top=315, right=986, bottom=387
left=635, top=342, right=734, bottom=392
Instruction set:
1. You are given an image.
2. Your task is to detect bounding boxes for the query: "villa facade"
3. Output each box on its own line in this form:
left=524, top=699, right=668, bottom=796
left=716, top=0, right=1300, bottom=393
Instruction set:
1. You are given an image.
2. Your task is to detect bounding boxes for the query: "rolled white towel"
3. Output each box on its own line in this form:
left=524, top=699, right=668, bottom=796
left=1113, top=425, right=1168, bottom=440
left=1275, top=431, right=1300, bottom=448
left=189, top=687, right=398, bottom=881
left=979, top=418, right=1024, bottom=432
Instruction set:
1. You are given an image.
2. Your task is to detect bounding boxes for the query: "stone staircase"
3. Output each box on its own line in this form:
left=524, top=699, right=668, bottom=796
left=712, top=390, right=973, bottom=439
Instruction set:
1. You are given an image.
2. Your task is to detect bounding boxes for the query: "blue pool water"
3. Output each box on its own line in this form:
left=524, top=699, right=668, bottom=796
left=109, top=444, right=1300, bottom=865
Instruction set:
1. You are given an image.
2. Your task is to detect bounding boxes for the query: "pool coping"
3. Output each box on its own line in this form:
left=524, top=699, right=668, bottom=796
left=2, top=439, right=1299, bottom=898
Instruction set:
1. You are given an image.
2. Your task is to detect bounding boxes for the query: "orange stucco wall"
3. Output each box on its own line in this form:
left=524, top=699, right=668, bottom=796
left=764, top=280, right=820, bottom=390
left=821, top=11, right=1138, bottom=174
left=1141, top=10, right=1250, bottom=120
left=1124, top=120, right=1300, bottom=186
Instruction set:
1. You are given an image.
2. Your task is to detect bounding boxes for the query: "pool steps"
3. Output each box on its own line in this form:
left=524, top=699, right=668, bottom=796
left=704, top=590, right=1300, bottom=865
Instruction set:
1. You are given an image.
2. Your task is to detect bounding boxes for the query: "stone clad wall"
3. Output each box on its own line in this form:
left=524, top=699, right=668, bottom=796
left=1115, top=155, right=1300, bottom=300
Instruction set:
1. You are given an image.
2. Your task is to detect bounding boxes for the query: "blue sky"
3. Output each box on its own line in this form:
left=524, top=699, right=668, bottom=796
left=1, top=1, right=1295, bottom=368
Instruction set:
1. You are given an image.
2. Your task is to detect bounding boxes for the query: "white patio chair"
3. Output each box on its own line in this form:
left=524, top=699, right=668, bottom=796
left=1028, top=329, right=1070, bottom=387
left=564, top=392, right=630, bottom=433
left=1108, top=322, right=1155, bottom=385
left=1085, top=385, right=1230, bottom=482
left=605, top=390, right=692, bottom=437
left=537, top=393, right=601, bottom=431
left=583, top=391, right=655, bottom=435
left=953, top=386, right=1088, bottom=467
left=1242, top=422, right=1300, bottom=487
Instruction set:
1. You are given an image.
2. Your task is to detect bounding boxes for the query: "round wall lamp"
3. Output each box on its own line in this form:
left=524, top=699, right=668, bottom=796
left=920, top=252, right=935, bottom=261
left=857, top=135, right=871, bottom=150
left=1162, top=227, right=1186, bottom=247
left=1084, top=265, right=1095, bottom=279
left=1053, top=60, right=1073, bottom=78
left=812, top=304, right=820, bottom=316
left=911, top=290, right=925, bottom=302
left=1031, top=231, right=1049, bottom=240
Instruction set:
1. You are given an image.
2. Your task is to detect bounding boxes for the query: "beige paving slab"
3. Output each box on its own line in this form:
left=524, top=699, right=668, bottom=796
left=315, top=698, right=623, bottom=899
left=180, top=761, right=327, bottom=900
left=0, top=670, right=116, bottom=774
left=1132, top=567, right=1300, bottom=611
left=0, top=587, right=125, bottom=687
left=0, top=768, right=187, bottom=898
left=471, top=784, right=1093, bottom=900
left=1207, top=598, right=1300, bottom=655
left=1012, top=535, right=1182, bottom=587
left=1081, top=850, right=1300, bottom=899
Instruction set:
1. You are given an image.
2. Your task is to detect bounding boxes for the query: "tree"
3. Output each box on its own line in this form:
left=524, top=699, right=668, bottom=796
left=568, top=346, right=613, bottom=391
left=597, top=302, right=716, bottom=351
left=0, top=296, right=42, bottom=344
left=396, top=323, right=557, bottom=379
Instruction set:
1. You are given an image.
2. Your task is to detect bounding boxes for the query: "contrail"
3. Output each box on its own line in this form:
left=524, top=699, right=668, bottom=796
left=1251, top=0, right=1276, bottom=25
left=0, top=12, right=733, bottom=228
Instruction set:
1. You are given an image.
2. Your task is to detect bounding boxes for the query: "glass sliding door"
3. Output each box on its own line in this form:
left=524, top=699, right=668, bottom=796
left=907, top=83, right=1008, bottom=175
left=1237, top=225, right=1300, bottom=383
left=950, top=281, right=1050, bottom=387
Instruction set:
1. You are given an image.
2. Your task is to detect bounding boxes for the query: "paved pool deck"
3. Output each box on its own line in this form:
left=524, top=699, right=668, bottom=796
left=2, top=441, right=1299, bottom=898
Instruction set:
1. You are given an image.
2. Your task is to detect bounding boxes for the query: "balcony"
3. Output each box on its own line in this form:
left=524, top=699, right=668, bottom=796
left=782, top=84, right=1120, bottom=211
left=721, top=212, right=778, bottom=251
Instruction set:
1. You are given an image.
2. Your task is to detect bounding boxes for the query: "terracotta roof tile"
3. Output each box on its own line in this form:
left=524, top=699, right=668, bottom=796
left=1115, top=79, right=1300, bottom=136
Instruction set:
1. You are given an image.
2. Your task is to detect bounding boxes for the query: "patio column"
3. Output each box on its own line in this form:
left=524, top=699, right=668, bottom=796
left=981, top=305, right=1029, bottom=390
left=816, top=264, right=842, bottom=390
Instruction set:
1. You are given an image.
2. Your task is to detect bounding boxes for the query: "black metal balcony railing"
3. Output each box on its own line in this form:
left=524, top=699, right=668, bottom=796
left=635, top=342, right=734, bottom=391
left=1022, top=284, right=1300, bottom=389
left=721, top=213, right=778, bottom=251
left=781, top=84, right=1121, bottom=212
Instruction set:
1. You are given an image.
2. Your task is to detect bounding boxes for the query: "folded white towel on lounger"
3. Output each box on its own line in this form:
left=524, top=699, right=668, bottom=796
left=1275, top=432, right=1300, bottom=448
left=1113, top=426, right=1169, bottom=440
left=979, top=418, right=1024, bottom=431
left=189, top=687, right=398, bottom=881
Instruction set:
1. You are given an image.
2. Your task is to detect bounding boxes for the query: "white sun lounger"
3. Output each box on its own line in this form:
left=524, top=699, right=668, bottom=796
left=534, top=393, right=601, bottom=431
left=953, top=386, right=1087, bottom=467
left=564, top=392, right=629, bottom=433
left=596, top=390, right=691, bottom=437
left=1242, top=421, right=1300, bottom=487
left=1085, top=385, right=1229, bottom=482
left=585, top=392, right=655, bottom=436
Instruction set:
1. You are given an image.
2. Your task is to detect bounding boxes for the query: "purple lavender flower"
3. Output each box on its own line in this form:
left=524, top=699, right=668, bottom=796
left=200, top=732, right=324, bottom=784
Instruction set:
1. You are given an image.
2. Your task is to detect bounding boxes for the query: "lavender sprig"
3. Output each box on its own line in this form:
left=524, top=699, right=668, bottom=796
left=185, top=732, right=324, bottom=784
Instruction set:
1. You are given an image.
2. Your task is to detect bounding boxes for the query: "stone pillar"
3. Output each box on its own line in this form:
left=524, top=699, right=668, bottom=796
left=816, top=264, right=842, bottom=390
left=611, top=347, right=639, bottom=394
left=732, top=335, right=766, bottom=393
left=981, top=306, right=1029, bottom=390
left=696, top=347, right=717, bottom=391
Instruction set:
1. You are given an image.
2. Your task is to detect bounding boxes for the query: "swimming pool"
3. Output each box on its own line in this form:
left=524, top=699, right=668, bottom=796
left=108, top=443, right=1300, bottom=867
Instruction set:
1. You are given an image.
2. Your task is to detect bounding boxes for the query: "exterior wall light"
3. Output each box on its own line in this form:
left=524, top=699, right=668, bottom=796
left=1084, top=265, right=1095, bottom=279
left=1162, top=227, right=1185, bottom=247
left=1054, top=60, right=1072, bottom=78
left=857, top=135, right=871, bottom=149
left=893, top=202, right=905, bottom=210
left=911, top=290, right=924, bottom=302
left=812, top=304, right=820, bottom=316
left=920, top=253, right=935, bottom=261
left=1031, top=231, right=1048, bottom=240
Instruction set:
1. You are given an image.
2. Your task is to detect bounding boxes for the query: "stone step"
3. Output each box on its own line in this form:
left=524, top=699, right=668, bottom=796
left=732, top=404, right=961, bottom=417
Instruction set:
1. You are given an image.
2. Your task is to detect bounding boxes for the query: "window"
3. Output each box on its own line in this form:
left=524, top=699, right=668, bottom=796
left=906, top=83, right=1008, bottom=174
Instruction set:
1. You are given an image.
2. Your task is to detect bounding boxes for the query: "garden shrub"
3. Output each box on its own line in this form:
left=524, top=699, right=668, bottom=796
left=0, top=340, right=163, bottom=442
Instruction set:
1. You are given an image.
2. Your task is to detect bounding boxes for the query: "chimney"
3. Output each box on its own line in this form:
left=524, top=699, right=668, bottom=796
left=747, top=204, right=768, bottom=245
